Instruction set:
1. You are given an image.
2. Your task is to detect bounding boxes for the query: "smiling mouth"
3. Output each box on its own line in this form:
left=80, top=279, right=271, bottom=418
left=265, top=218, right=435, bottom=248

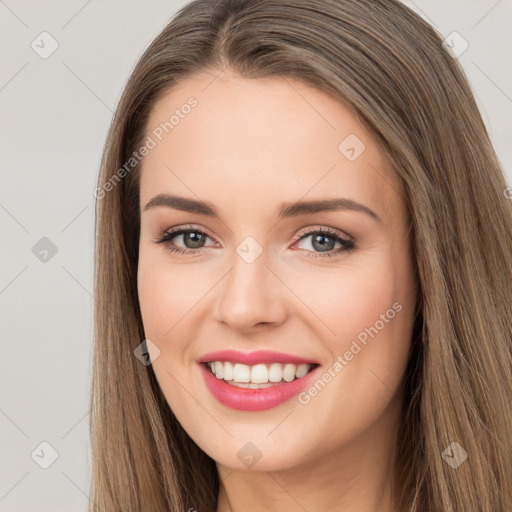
left=204, top=361, right=319, bottom=388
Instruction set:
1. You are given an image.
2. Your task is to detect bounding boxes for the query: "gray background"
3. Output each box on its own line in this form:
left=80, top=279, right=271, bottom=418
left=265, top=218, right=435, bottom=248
left=1, top=1, right=511, bottom=510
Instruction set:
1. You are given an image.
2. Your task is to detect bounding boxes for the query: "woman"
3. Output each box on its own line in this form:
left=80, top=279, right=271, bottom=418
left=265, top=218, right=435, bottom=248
left=90, top=0, right=512, bottom=510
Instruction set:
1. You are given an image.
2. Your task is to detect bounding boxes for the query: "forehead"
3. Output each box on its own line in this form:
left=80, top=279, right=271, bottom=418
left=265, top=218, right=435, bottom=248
left=140, top=70, right=403, bottom=223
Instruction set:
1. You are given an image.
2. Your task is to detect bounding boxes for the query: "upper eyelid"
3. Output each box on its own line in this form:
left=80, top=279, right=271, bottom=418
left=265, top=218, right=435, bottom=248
left=161, top=224, right=216, bottom=241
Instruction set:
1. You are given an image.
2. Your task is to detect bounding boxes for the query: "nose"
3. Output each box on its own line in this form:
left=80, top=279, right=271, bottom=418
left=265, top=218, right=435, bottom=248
left=213, top=247, right=287, bottom=333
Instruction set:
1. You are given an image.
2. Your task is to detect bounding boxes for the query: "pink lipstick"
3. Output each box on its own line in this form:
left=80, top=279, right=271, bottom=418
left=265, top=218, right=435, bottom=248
left=197, top=350, right=320, bottom=411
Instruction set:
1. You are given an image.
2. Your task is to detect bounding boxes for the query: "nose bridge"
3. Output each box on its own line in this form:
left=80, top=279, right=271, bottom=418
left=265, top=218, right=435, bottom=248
left=214, top=234, right=286, bottom=330
left=231, top=235, right=269, bottom=293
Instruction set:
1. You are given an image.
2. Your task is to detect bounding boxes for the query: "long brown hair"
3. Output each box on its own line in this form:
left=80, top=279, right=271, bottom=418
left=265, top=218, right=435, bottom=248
left=90, top=1, right=512, bottom=510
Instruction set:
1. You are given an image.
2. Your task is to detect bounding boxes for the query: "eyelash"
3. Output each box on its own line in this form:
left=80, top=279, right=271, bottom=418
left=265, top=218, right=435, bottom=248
left=154, top=224, right=356, bottom=258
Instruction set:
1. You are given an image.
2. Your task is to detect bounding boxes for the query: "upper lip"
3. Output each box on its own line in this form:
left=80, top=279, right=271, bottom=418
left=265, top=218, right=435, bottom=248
left=197, top=350, right=319, bottom=366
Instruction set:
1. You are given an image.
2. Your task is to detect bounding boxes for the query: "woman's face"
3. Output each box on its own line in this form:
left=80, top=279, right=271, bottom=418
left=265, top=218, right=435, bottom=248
left=137, top=69, right=417, bottom=472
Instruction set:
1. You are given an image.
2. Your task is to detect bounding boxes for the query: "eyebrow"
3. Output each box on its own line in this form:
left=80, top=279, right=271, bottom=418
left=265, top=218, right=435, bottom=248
left=143, top=193, right=382, bottom=224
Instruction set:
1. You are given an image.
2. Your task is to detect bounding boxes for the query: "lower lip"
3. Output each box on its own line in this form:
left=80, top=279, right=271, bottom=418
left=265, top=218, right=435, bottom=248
left=198, top=363, right=319, bottom=411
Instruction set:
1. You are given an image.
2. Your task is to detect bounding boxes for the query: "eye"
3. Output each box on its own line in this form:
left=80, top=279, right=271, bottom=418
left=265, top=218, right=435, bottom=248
left=154, top=225, right=216, bottom=256
left=154, top=224, right=356, bottom=258
left=291, top=226, right=356, bottom=258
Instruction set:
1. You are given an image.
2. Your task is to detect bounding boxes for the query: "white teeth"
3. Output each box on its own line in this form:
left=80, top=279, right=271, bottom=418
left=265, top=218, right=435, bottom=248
left=283, top=363, right=296, bottom=382
left=233, top=363, right=251, bottom=383
left=228, top=381, right=276, bottom=389
left=206, top=361, right=314, bottom=384
left=251, top=364, right=269, bottom=384
left=223, top=361, right=234, bottom=381
left=296, top=363, right=308, bottom=378
left=268, top=363, right=282, bottom=382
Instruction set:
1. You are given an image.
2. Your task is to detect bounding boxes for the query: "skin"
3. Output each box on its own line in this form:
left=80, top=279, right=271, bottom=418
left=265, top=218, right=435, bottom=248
left=137, top=68, right=418, bottom=512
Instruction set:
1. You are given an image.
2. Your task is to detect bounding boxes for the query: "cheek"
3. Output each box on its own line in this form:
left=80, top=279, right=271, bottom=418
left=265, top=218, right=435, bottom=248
left=137, top=247, right=211, bottom=385
left=137, top=251, right=196, bottom=405
left=289, top=257, right=400, bottom=346
left=330, top=257, right=413, bottom=371
left=137, top=252, right=169, bottom=339
left=137, top=247, right=193, bottom=339
left=296, top=256, right=413, bottom=417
